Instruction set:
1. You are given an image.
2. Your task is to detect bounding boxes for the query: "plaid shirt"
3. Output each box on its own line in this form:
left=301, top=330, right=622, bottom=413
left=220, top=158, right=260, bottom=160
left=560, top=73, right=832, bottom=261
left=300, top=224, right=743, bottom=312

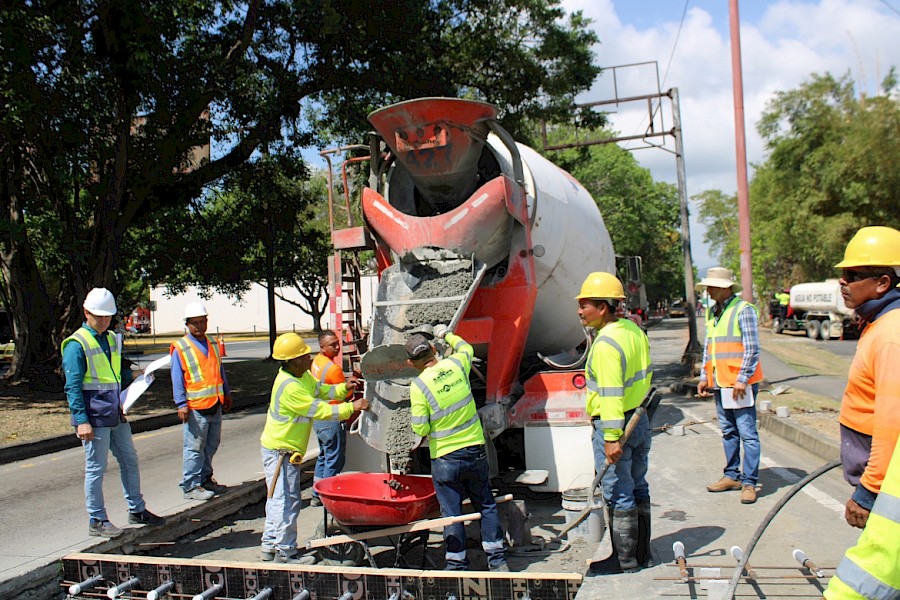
left=702, top=295, right=761, bottom=386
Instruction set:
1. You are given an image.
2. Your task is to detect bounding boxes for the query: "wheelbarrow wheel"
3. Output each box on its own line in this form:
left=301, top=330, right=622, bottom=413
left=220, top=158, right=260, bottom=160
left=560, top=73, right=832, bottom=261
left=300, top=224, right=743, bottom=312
left=313, top=521, right=367, bottom=566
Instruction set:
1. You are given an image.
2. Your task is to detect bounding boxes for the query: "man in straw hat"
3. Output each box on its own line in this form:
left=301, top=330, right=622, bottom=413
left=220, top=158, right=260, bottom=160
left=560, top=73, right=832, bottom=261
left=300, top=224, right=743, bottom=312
left=697, top=267, right=763, bottom=505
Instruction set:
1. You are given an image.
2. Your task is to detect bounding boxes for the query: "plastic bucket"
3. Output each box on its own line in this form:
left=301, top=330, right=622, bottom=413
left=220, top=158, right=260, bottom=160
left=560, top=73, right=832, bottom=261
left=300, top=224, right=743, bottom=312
left=561, top=488, right=605, bottom=543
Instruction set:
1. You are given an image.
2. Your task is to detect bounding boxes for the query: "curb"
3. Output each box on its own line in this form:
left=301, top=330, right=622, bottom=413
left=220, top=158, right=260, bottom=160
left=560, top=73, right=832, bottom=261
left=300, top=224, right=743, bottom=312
left=0, top=394, right=269, bottom=467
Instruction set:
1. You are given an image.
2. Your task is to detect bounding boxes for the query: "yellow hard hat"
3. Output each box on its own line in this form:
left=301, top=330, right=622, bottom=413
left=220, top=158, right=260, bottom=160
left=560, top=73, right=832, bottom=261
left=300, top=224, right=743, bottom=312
left=835, top=226, right=900, bottom=268
left=272, top=333, right=312, bottom=360
left=575, top=271, right=626, bottom=300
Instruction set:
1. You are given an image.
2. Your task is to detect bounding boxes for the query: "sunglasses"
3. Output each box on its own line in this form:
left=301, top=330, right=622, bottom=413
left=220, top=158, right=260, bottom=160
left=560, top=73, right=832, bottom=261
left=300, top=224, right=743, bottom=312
left=841, top=269, right=891, bottom=283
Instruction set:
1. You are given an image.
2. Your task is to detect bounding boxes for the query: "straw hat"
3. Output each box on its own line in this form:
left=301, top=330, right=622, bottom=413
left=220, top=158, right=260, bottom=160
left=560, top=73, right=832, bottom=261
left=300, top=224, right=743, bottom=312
left=698, top=267, right=742, bottom=292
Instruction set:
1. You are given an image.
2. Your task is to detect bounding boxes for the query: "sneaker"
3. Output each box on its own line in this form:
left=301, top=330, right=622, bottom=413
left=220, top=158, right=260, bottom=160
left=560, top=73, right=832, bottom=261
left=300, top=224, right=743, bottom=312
left=183, top=486, right=216, bottom=501
left=260, top=548, right=276, bottom=562
left=128, top=509, right=166, bottom=526
left=489, top=562, right=511, bottom=572
left=275, top=553, right=317, bottom=565
left=741, top=484, right=758, bottom=504
left=88, top=519, right=122, bottom=538
left=309, top=496, right=322, bottom=508
left=707, top=477, right=742, bottom=492
left=203, top=477, right=227, bottom=493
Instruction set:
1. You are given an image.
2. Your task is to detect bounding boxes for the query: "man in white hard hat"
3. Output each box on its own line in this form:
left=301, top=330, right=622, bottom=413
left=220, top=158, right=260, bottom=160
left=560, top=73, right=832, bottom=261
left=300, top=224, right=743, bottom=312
left=697, top=267, right=763, bottom=505
left=260, top=333, right=368, bottom=564
left=170, top=302, right=232, bottom=501
left=62, top=288, right=166, bottom=537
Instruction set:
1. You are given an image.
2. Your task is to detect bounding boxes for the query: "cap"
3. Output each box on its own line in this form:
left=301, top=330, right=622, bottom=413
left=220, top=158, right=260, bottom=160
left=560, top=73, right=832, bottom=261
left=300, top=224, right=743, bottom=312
left=405, top=334, right=434, bottom=361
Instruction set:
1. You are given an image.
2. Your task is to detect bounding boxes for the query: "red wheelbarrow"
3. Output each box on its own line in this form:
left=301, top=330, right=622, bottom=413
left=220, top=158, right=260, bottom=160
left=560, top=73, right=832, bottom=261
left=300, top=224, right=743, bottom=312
left=306, top=473, right=482, bottom=568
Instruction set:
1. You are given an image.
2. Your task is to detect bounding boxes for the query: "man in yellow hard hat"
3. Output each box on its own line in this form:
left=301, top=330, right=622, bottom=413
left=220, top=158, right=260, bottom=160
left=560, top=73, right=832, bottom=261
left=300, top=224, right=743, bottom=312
left=259, top=333, right=369, bottom=564
left=697, top=267, right=763, bottom=505
left=576, top=272, right=653, bottom=574
left=830, top=226, right=900, bottom=533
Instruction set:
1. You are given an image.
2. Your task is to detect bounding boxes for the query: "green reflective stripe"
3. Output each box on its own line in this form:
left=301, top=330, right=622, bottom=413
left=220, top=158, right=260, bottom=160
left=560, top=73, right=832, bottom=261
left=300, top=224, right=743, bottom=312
left=81, top=382, right=120, bottom=391
left=598, top=336, right=627, bottom=380
left=600, top=418, right=626, bottom=430
left=871, top=490, right=900, bottom=523
left=411, top=414, right=429, bottom=425
left=414, top=378, right=475, bottom=421
left=72, top=331, right=102, bottom=379
left=270, top=380, right=306, bottom=424
left=429, top=413, right=479, bottom=439
left=726, top=302, right=742, bottom=335
left=450, top=338, right=467, bottom=352
left=413, top=378, right=441, bottom=413
left=176, top=339, right=203, bottom=381
left=716, top=334, right=743, bottom=343
left=711, top=351, right=745, bottom=360
left=590, top=384, right=626, bottom=396
left=314, top=366, right=329, bottom=397
left=833, top=555, right=900, bottom=599
left=624, top=367, right=652, bottom=388
left=187, top=385, right=222, bottom=399
left=447, top=355, right=465, bottom=371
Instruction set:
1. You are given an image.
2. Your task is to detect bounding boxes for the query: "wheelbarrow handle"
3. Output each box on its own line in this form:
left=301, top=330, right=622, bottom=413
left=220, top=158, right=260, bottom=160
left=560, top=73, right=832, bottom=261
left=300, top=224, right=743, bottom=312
left=303, top=512, right=483, bottom=550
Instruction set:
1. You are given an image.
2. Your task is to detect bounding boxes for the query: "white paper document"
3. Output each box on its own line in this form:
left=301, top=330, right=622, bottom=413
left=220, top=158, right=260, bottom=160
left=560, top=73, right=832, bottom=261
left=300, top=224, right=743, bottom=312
left=121, top=354, right=171, bottom=414
left=720, top=386, right=754, bottom=409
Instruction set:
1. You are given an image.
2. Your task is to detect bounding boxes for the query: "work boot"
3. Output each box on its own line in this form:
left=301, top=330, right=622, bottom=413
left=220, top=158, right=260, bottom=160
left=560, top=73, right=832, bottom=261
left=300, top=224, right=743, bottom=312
left=203, top=477, right=227, bottom=494
left=636, top=498, right=652, bottom=567
left=489, top=562, right=511, bottom=572
left=610, top=509, right=640, bottom=573
left=275, top=553, right=317, bottom=565
left=707, top=477, right=742, bottom=492
left=309, top=496, right=322, bottom=508
left=260, top=548, right=276, bottom=562
left=128, top=509, right=166, bottom=526
left=88, top=519, right=122, bottom=538
left=741, top=484, right=757, bottom=504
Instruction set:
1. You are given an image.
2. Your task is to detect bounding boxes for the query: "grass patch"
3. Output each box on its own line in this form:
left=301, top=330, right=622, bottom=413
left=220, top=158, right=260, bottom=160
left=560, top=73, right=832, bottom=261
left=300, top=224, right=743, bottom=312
left=759, top=329, right=853, bottom=376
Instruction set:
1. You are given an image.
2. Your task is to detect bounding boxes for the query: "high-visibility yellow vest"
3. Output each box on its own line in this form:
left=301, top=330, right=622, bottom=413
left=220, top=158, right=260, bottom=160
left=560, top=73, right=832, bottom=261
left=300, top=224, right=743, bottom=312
left=260, top=367, right=353, bottom=453
left=585, top=318, right=653, bottom=441
left=410, top=333, right=485, bottom=459
left=171, top=336, right=225, bottom=410
left=61, top=327, right=122, bottom=427
left=704, top=298, right=763, bottom=388
left=825, top=436, right=900, bottom=599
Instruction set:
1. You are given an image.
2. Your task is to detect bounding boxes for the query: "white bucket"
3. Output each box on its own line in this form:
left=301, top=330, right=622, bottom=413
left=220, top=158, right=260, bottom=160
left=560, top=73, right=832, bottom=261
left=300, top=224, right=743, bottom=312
left=561, top=488, right=605, bottom=543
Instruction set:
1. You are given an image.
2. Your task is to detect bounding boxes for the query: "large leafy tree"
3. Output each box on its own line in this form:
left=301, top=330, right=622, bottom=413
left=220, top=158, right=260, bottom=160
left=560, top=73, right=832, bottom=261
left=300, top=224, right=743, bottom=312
left=693, top=189, right=739, bottom=272
left=0, top=0, right=600, bottom=382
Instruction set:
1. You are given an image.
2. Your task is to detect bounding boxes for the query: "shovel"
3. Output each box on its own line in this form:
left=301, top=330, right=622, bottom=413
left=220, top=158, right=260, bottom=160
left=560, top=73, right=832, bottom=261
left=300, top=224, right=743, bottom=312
left=554, top=388, right=657, bottom=555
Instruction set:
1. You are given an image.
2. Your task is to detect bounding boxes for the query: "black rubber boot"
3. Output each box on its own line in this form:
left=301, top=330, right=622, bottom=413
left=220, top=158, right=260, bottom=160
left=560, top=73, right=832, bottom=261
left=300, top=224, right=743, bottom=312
left=611, top=509, right=640, bottom=572
left=636, top=498, right=652, bottom=567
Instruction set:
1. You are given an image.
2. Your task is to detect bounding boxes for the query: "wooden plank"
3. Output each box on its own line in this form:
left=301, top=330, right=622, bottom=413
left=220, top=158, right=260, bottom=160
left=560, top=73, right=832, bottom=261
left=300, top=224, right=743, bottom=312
left=304, top=512, right=482, bottom=549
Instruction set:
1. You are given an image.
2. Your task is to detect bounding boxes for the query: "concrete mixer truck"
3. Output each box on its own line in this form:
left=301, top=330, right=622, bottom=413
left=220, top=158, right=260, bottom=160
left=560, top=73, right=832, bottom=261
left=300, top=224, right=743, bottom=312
left=322, top=98, right=642, bottom=493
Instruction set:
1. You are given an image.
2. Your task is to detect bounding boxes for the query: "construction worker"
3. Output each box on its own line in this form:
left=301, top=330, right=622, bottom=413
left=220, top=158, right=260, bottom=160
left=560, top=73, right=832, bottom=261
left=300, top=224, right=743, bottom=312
left=697, top=267, right=763, bottom=505
left=832, top=226, right=900, bottom=530
left=576, top=272, right=653, bottom=574
left=309, top=330, right=358, bottom=507
left=407, top=326, right=509, bottom=572
left=170, top=302, right=232, bottom=501
left=62, top=288, right=166, bottom=537
left=260, top=333, right=368, bottom=564
left=824, top=434, right=900, bottom=599
left=775, top=289, right=791, bottom=319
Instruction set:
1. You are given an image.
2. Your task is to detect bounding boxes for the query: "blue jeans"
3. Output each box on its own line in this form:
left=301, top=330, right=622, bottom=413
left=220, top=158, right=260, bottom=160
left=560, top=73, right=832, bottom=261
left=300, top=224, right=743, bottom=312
left=592, top=412, right=652, bottom=511
left=261, top=447, right=303, bottom=558
left=713, top=385, right=760, bottom=486
left=431, top=445, right=506, bottom=570
left=312, top=419, right=346, bottom=498
left=82, top=421, right=145, bottom=521
left=181, top=405, right=223, bottom=492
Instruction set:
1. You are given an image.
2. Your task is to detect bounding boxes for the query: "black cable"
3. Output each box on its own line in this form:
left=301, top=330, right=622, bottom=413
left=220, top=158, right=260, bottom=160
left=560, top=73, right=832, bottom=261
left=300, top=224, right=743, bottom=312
left=725, top=459, right=842, bottom=598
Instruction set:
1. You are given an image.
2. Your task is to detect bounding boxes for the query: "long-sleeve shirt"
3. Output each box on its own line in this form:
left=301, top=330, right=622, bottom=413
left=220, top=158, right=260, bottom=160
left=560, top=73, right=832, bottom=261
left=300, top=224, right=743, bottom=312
left=62, top=324, right=133, bottom=425
left=701, top=295, right=761, bottom=386
left=170, top=333, right=231, bottom=408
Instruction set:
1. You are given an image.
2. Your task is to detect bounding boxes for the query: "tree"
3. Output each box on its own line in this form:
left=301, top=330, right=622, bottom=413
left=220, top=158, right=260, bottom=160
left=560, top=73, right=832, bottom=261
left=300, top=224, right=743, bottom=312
left=693, top=189, right=739, bottom=271
left=0, top=0, right=601, bottom=383
left=550, top=137, right=683, bottom=304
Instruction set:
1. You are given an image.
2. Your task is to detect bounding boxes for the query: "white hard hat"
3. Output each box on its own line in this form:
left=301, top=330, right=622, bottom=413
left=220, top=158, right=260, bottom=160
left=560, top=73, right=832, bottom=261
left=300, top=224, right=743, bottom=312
left=184, top=302, right=209, bottom=321
left=83, top=288, right=117, bottom=316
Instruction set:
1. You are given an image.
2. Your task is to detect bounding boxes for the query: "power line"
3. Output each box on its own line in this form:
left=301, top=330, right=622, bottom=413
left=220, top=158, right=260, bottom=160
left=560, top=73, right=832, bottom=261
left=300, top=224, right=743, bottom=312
left=876, top=0, right=900, bottom=16
left=661, top=0, right=691, bottom=89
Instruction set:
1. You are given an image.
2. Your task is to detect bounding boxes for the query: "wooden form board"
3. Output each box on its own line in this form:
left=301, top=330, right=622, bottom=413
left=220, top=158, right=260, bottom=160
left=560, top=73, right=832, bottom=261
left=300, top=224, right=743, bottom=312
left=63, top=553, right=582, bottom=599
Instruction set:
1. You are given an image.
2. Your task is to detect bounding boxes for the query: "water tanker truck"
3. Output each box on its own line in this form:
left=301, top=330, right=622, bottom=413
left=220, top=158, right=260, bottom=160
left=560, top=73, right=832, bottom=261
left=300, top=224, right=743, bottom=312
left=772, top=279, right=857, bottom=340
left=322, top=98, right=636, bottom=492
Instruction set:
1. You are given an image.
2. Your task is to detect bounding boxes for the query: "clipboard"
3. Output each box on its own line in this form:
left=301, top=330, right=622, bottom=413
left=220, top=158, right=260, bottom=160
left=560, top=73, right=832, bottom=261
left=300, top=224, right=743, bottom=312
left=720, top=386, right=754, bottom=409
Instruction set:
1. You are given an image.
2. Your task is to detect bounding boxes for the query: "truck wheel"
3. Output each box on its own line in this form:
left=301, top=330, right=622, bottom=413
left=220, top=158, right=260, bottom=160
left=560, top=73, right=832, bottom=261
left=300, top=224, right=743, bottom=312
left=772, top=317, right=783, bottom=334
left=819, top=320, right=832, bottom=340
left=805, top=320, right=821, bottom=340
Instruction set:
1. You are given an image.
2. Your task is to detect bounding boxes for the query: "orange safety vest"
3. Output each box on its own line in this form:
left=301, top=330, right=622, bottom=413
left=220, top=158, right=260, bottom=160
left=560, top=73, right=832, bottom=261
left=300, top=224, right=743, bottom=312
left=311, top=353, right=345, bottom=405
left=704, top=298, right=763, bottom=388
left=171, top=336, right=225, bottom=410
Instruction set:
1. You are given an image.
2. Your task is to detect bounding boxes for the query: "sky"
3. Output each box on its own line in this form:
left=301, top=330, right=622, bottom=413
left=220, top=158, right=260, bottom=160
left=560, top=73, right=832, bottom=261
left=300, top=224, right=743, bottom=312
left=559, top=0, right=900, bottom=270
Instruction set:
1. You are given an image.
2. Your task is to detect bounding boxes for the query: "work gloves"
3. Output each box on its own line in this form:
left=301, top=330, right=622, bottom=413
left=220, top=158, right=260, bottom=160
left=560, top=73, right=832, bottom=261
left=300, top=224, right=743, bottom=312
left=433, top=324, right=450, bottom=339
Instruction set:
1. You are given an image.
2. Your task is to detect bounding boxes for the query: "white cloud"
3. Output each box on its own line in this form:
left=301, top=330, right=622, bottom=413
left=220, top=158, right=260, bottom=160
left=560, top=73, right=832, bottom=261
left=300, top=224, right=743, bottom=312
left=561, top=0, right=900, bottom=268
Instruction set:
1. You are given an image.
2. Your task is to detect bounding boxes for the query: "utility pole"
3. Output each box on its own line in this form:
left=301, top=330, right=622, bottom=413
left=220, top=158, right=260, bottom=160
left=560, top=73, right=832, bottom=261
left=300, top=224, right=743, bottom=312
left=729, top=0, right=754, bottom=301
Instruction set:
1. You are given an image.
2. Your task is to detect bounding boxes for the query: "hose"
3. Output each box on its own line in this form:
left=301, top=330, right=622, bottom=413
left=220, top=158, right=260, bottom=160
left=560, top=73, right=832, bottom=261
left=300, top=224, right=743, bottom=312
left=725, top=459, right=842, bottom=598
